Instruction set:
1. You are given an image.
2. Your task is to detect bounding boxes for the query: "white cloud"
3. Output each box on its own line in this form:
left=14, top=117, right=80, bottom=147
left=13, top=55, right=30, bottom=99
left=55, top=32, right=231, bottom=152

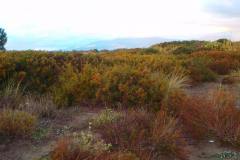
left=0, top=0, right=239, bottom=50
left=0, top=0, right=233, bottom=38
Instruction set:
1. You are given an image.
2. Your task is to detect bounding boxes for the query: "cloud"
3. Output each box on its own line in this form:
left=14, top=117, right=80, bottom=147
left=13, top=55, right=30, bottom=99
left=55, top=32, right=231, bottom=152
left=205, top=0, right=240, bottom=17
left=1, top=0, right=240, bottom=50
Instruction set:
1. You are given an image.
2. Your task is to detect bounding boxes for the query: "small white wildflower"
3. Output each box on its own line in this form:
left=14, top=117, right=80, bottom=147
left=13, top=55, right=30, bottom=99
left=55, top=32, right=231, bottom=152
left=73, top=132, right=77, bottom=137
left=209, top=140, right=215, bottom=143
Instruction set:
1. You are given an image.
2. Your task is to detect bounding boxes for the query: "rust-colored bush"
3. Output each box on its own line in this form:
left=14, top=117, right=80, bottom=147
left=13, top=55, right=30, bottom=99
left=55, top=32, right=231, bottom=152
left=151, top=111, right=188, bottom=160
left=51, top=138, right=93, bottom=160
left=95, top=109, right=188, bottom=160
left=180, top=96, right=216, bottom=139
left=96, top=110, right=152, bottom=150
left=52, top=138, right=141, bottom=160
left=180, top=88, right=240, bottom=147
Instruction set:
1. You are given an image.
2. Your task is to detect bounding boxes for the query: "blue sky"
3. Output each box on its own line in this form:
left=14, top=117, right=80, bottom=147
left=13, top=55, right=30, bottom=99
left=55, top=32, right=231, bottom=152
left=0, top=0, right=239, bottom=50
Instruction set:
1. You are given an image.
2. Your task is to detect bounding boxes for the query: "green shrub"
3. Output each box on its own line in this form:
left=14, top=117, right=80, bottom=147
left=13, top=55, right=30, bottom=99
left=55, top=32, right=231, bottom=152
left=187, top=57, right=217, bottom=82
left=52, top=63, right=79, bottom=107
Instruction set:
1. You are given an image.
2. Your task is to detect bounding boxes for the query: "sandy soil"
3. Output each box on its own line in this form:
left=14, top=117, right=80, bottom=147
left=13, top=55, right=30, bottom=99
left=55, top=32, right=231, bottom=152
left=0, top=107, right=99, bottom=160
left=185, top=82, right=240, bottom=107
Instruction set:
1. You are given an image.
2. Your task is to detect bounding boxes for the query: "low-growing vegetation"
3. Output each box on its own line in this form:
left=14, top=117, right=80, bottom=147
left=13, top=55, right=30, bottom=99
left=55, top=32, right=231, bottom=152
left=1, top=40, right=240, bottom=160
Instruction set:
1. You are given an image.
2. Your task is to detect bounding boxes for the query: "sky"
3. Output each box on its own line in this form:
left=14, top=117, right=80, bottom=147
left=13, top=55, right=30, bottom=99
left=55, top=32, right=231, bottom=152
left=0, top=0, right=240, bottom=50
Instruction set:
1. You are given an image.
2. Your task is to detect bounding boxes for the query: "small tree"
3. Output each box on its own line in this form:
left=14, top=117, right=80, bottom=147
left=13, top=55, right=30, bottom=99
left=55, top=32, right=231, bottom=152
left=0, top=28, right=7, bottom=51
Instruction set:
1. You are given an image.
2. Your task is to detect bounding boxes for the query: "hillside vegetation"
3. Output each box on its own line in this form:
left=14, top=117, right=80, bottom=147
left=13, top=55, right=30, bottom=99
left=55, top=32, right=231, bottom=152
left=1, top=39, right=240, bottom=160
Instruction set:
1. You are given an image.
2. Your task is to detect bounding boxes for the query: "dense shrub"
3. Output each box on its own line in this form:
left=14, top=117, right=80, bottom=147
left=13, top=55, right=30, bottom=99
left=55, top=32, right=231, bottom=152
left=191, top=51, right=240, bottom=75
left=186, top=56, right=217, bottom=82
left=1, top=46, right=240, bottom=108
left=52, top=63, right=79, bottom=107
left=53, top=62, right=186, bottom=109
left=0, top=52, right=102, bottom=93
left=0, top=109, right=37, bottom=137
left=53, top=63, right=103, bottom=107
left=96, top=65, right=156, bottom=106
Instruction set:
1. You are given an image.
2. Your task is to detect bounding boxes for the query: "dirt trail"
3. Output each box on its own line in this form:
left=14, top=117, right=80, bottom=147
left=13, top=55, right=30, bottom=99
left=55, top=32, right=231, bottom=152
left=187, top=141, right=232, bottom=160
left=185, top=82, right=240, bottom=107
left=0, top=108, right=99, bottom=160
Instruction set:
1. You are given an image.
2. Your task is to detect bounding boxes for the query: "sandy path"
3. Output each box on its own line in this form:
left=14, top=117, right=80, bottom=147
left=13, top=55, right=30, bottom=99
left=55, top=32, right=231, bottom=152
left=185, top=82, right=240, bottom=107
left=0, top=108, right=99, bottom=160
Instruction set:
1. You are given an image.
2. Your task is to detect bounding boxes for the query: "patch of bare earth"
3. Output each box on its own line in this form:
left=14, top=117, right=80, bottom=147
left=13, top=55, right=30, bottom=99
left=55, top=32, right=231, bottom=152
left=186, top=140, right=236, bottom=160
left=0, top=107, right=100, bottom=160
left=185, top=82, right=240, bottom=107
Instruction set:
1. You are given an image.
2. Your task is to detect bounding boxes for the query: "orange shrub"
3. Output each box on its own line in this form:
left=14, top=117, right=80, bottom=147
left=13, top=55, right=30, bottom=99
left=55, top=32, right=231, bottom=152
left=95, top=110, right=152, bottom=150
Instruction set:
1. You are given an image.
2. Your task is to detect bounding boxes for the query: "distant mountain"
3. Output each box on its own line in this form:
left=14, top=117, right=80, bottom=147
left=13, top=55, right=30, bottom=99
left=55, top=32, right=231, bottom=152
left=71, top=37, right=172, bottom=50
left=6, top=33, right=234, bottom=51
left=6, top=36, right=172, bottom=51
left=6, top=35, right=100, bottom=51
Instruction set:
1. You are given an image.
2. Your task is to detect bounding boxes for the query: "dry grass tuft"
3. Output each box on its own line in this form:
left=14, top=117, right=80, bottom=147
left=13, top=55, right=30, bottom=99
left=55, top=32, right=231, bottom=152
left=0, top=109, right=37, bottom=137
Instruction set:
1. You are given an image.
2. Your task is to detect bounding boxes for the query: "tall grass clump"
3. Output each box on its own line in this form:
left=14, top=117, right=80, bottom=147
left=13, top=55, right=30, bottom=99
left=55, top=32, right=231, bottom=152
left=19, top=94, right=57, bottom=118
left=161, top=72, right=188, bottom=108
left=151, top=111, right=187, bottom=160
left=0, top=79, right=24, bottom=109
left=92, top=108, right=122, bottom=127
left=149, top=71, right=188, bottom=113
left=0, top=109, right=37, bottom=137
